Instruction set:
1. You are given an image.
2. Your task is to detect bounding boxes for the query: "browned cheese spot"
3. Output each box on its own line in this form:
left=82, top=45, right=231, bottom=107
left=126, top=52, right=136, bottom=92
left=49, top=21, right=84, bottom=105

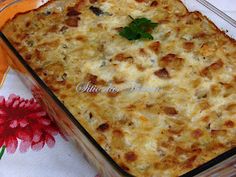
left=124, top=151, right=138, bottom=162
left=65, top=17, right=80, bottom=27
left=183, top=42, right=194, bottom=52
left=154, top=68, right=170, bottom=79
left=150, top=1, right=158, bottom=7
left=114, top=53, right=133, bottom=62
left=192, top=129, right=203, bottom=139
left=200, top=59, right=224, bottom=78
left=162, top=106, right=178, bottom=115
left=86, top=74, right=98, bottom=85
left=224, top=120, right=234, bottom=128
left=96, top=122, right=110, bottom=132
left=67, top=7, right=81, bottom=16
left=159, top=54, right=184, bottom=70
left=89, top=0, right=98, bottom=3
left=149, top=41, right=161, bottom=54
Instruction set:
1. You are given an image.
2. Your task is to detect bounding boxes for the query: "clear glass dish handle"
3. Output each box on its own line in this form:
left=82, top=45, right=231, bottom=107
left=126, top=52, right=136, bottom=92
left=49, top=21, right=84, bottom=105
left=196, top=0, right=236, bottom=28
left=0, top=0, right=20, bottom=12
left=0, top=0, right=49, bottom=28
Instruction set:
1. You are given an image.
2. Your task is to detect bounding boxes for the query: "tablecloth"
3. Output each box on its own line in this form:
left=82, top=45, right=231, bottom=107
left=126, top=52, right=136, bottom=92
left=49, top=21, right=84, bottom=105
left=0, top=0, right=235, bottom=177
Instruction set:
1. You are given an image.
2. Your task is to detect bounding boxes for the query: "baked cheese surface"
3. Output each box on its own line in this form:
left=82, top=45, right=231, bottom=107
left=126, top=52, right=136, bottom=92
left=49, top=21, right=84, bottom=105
left=2, top=0, right=236, bottom=176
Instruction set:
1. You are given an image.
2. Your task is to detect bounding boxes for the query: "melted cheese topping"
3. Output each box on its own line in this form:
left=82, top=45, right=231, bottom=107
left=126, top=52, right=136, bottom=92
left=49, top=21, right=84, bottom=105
left=2, top=0, right=236, bottom=176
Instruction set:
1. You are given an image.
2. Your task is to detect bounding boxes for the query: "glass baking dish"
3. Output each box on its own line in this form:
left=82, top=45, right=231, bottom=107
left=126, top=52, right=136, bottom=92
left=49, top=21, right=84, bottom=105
left=0, top=0, right=236, bottom=176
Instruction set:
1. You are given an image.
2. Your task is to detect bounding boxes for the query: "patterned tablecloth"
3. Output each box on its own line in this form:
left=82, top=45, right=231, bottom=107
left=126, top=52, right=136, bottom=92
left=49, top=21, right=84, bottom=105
left=0, top=0, right=235, bottom=177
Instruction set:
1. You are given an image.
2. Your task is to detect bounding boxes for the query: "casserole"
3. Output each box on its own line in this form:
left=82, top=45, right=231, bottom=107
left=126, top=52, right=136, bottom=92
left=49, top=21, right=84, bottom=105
left=0, top=0, right=236, bottom=176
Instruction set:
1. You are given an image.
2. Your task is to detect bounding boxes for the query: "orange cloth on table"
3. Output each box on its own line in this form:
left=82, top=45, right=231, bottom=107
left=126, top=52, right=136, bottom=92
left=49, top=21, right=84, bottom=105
left=0, top=0, right=50, bottom=27
left=0, top=0, right=50, bottom=85
left=0, top=46, right=9, bottom=86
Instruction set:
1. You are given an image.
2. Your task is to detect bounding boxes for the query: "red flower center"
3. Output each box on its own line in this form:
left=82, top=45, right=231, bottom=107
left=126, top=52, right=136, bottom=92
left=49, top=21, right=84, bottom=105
left=0, top=94, right=59, bottom=154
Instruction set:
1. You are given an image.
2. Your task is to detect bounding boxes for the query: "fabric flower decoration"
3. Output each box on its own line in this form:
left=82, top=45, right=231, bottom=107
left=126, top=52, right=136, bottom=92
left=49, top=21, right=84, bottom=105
left=0, top=94, right=60, bottom=157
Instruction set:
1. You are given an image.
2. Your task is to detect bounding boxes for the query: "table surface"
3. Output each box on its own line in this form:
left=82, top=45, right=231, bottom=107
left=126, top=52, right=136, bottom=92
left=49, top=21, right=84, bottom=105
left=0, top=1, right=235, bottom=177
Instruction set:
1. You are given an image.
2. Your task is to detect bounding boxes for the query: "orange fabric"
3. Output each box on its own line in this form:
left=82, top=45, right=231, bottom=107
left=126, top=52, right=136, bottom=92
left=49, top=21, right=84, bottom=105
left=0, top=0, right=49, bottom=85
left=0, top=46, right=9, bottom=86
left=0, top=0, right=50, bottom=27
